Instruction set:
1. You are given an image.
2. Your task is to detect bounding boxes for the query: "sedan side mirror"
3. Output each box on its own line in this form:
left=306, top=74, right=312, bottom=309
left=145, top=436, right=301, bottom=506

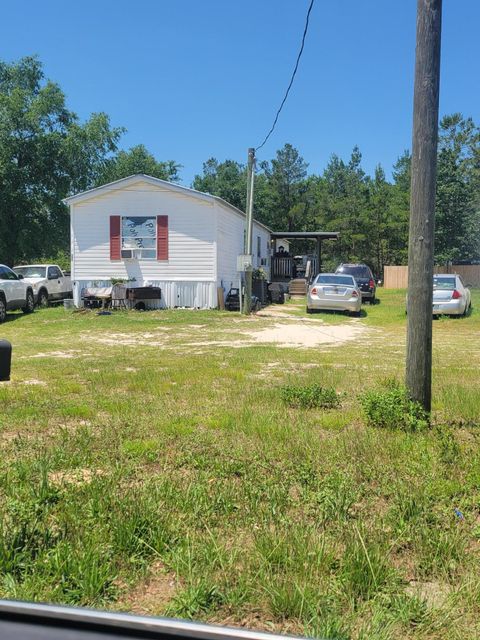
left=17, top=274, right=24, bottom=279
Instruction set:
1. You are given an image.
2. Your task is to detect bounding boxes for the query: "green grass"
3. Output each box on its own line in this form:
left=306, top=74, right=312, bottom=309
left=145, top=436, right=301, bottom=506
left=0, top=290, right=479, bottom=639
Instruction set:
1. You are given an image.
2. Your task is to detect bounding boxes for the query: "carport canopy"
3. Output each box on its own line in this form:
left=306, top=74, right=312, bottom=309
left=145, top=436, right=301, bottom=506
left=270, top=231, right=339, bottom=273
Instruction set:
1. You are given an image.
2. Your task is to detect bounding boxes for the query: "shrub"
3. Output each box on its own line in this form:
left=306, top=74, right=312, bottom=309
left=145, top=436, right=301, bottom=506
left=360, top=380, right=429, bottom=431
left=281, top=384, right=340, bottom=409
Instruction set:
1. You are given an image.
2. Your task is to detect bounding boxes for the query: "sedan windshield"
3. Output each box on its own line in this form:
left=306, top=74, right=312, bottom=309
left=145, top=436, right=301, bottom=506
left=433, top=276, right=456, bottom=290
left=14, top=266, right=47, bottom=278
left=316, top=275, right=355, bottom=286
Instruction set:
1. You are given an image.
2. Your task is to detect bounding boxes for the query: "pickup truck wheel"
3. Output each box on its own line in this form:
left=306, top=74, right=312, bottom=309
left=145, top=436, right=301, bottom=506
left=22, top=290, right=35, bottom=314
left=37, top=289, right=49, bottom=308
left=0, top=297, right=6, bottom=323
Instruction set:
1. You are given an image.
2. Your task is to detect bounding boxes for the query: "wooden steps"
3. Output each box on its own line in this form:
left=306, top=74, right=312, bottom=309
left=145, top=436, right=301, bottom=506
left=288, top=278, right=307, bottom=297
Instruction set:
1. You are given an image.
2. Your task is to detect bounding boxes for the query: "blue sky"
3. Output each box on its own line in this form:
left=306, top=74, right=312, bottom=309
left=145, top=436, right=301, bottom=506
left=2, top=0, right=479, bottom=184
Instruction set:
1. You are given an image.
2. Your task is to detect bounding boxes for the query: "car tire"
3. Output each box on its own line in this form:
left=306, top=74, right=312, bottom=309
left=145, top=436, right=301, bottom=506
left=370, top=296, right=376, bottom=305
left=350, top=310, right=361, bottom=317
left=306, top=306, right=313, bottom=314
left=22, top=290, right=35, bottom=314
left=0, top=296, right=6, bottom=323
left=37, top=289, right=49, bottom=308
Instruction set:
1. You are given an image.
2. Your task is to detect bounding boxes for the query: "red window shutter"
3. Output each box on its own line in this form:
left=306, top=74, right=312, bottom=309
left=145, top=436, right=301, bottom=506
left=110, top=216, right=121, bottom=260
left=157, top=215, right=168, bottom=260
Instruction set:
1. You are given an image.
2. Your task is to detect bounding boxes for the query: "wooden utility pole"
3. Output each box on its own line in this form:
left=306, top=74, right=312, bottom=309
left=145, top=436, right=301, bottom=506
left=406, top=0, right=442, bottom=411
left=243, top=147, right=255, bottom=314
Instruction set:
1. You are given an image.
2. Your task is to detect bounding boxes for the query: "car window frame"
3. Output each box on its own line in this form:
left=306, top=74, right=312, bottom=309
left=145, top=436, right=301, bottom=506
left=1, top=266, right=19, bottom=281
left=48, top=266, right=61, bottom=279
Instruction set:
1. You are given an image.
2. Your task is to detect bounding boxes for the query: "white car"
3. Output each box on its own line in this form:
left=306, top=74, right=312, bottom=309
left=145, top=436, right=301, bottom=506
left=13, top=264, right=72, bottom=307
left=0, top=264, right=35, bottom=323
left=306, top=273, right=362, bottom=316
left=432, top=274, right=472, bottom=316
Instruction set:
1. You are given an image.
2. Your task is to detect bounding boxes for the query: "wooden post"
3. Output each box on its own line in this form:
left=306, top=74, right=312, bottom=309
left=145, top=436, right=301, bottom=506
left=406, top=0, right=442, bottom=411
left=316, top=238, right=321, bottom=276
left=243, top=148, right=255, bottom=314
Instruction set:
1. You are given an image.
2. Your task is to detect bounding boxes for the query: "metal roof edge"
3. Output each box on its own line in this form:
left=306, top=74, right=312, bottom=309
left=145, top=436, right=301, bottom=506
left=62, top=174, right=215, bottom=205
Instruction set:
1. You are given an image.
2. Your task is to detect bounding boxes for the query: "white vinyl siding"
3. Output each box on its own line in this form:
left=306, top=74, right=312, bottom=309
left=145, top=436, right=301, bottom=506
left=71, top=183, right=215, bottom=281
left=215, top=203, right=245, bottom=292
left=215, top=201, right=270, bottom=292
left=69, top=175, right=272, bottom=308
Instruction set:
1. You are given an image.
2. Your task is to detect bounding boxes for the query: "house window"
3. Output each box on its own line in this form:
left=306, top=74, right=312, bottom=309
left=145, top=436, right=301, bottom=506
left=121, top=216, right=156, bottom=259
left=257, top=236, right=261, bottom=258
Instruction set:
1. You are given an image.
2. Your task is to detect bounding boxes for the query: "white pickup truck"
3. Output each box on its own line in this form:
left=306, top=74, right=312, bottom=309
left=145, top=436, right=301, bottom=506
left=13, top=264, right=72, bottom=307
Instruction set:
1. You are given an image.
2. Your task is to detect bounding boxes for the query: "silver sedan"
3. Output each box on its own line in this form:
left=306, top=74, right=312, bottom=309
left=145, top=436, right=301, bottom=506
left=306, top=273, right=362, bottom=316
left=432, top=274, right=472, bottom=316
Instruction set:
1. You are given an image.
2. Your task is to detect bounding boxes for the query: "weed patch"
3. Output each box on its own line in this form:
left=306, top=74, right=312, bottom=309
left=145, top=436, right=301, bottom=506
left=280, top=383, right=340, bottom=409
left=360, top=380, right=429, bottom=431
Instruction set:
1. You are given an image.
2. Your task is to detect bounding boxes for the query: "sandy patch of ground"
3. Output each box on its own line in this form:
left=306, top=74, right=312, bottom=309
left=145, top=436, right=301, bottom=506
left=186, top=340, right=248, bottom=348
left=0, top=431, right=26, bottom=443
left=405, top=580, right=452, bottom=609
left=78, top=313, right=370, bottom=351
left=120, top=560, right=177, bottom=615
left=48, top=468, right=107, bottom=487
left=247, top=321, right=367, bottom=348
left=29, top=350, right=87, bottom=359
left=254, top=360, right=322, bottom=379
left=174, top=318, right=369, bottom=350
left=22, top=378, right=47, bottom=386
left=256, top=306, right=300, bottom=320
left=82, top=331, right=168, bottom=347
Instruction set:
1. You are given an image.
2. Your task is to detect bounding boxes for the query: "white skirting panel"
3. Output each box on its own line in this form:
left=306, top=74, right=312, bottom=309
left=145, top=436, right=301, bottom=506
left=73, top=280, right=217, bottom=309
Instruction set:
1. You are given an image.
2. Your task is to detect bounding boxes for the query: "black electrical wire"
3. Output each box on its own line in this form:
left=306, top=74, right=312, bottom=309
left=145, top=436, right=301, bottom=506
left=255, top=0, right=315, bottom=152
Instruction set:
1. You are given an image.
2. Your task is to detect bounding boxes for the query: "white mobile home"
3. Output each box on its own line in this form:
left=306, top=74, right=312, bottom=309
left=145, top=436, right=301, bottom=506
left=64, top=174, right=271, bottom=308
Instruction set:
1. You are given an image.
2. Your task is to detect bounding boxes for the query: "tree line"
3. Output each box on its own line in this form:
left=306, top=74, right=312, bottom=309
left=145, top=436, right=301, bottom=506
left=1, top=56, right=479, bottom=275
left=193, top=123, right=480, bottom=276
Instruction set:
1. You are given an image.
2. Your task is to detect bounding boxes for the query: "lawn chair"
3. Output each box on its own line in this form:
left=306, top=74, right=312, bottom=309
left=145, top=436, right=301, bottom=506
left=111, top=283, right=128, bottom=310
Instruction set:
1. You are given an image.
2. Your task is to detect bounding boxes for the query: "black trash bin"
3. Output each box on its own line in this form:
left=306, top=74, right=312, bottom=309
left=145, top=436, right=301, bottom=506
left=0, top=339, right=12, bottom=381
left=268, top=283, right=286, bottom=304
left=252, top=278, right=268, bottom=305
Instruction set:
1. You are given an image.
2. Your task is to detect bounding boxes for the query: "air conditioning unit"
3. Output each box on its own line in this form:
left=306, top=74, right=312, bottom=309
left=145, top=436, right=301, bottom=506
left=121, top=249, right=140, bottom=260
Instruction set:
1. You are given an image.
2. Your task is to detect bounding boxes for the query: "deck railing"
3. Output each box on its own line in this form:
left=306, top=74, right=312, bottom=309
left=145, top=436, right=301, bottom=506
left=271, top=257, right=293, bottom=278
left=272, top=256, right=319, bottom=281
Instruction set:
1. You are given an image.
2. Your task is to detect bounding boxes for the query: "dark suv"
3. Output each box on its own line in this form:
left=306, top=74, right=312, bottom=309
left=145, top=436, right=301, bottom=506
left=335, top=263, right=376, bottom=303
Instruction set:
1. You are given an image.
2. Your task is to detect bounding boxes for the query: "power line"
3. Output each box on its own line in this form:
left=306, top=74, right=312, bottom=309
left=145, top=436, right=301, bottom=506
left=255, top=0, right=315, bottom=152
